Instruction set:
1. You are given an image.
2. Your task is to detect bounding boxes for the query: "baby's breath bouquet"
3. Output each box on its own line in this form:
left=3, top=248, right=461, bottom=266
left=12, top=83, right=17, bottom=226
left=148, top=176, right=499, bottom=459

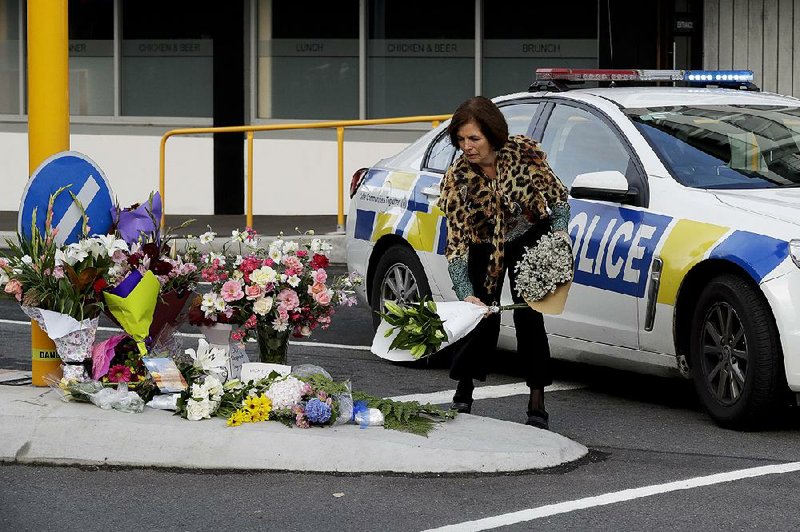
left=513, top=232, right=574, bottom=314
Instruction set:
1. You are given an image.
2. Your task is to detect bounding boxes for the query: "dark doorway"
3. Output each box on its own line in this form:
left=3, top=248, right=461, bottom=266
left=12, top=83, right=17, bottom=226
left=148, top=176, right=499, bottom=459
left=213, top=4, right=245, bottom=214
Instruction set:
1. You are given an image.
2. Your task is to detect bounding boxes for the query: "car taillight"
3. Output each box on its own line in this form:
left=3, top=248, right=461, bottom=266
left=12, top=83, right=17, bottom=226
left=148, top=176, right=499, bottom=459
left=349, top=168, right=368, bottom=198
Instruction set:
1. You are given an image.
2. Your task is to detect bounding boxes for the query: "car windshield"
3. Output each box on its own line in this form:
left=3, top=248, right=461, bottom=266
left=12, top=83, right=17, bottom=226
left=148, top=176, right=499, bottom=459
left=625, top=105, right=800, bottom=189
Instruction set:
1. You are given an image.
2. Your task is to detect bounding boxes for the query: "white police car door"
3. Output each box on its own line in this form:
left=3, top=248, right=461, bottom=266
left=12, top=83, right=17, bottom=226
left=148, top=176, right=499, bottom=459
left=535, top=102, right=659, bottom=348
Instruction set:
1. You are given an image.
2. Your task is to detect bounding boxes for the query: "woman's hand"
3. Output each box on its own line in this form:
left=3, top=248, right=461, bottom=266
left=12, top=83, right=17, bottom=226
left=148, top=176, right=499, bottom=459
left=464, top=295, right=485, bottom=306
left=464, top=295, right=491, bottom=317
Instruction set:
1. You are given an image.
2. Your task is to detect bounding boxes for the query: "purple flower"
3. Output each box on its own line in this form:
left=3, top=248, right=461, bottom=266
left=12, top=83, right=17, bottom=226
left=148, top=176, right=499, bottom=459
left=304, top=398, right=332, bottom=424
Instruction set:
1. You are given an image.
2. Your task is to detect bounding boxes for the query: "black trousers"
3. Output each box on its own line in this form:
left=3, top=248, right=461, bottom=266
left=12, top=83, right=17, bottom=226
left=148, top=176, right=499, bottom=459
left=448, top=224, right=553, bottom=390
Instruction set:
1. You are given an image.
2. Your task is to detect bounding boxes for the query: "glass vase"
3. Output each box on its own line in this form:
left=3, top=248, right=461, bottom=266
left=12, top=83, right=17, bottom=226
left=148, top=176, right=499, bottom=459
left=256, top=325, right=290, bottom=365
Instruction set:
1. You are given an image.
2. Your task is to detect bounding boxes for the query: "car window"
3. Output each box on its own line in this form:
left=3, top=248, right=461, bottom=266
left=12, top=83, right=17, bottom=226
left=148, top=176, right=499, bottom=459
left=626, top=105, right=800, bottom=189
left=540, top=104, right=632, bottom=189
left=500, top=102, right=539, bottom=136
left=424, top=130, right=456, bottom=173
left=423, top=102, right=540, bottom=173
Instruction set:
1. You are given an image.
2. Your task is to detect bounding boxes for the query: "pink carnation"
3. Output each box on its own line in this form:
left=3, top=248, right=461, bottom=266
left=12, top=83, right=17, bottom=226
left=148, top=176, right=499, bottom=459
left=4, top=279, right=22, bottom=301
left=282, top=256, right=303, bottom=272
left=312, top=269, right=327, bottom=284
left=276, top=288, right=300, bottom=311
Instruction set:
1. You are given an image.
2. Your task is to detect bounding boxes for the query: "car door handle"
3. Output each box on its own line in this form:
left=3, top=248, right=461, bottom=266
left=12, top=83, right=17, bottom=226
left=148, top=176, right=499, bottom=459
left=422, top=186, right=440, bottom=197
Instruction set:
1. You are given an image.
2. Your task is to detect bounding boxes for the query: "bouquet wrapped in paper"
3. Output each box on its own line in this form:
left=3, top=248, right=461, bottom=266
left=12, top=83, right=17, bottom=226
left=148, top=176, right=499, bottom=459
left=372, top=298, right=486, bottom=361
left=513, top=232, right=574, bottom=315
left=103, top=269, right=161, bottom=355
left=22, top=306, right=99, bottom=381
left=111, top=192, right=161, bottom=245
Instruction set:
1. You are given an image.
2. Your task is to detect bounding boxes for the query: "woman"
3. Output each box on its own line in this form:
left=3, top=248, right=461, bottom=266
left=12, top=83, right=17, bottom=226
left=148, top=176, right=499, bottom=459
left=439, top=96, right=569, bottom=430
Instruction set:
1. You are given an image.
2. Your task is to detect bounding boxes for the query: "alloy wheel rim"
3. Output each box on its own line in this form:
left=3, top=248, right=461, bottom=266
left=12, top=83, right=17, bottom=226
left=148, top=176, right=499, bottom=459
left=700, top=301, right=749, bottom=406
left=379, top=262, right=420, bottom=312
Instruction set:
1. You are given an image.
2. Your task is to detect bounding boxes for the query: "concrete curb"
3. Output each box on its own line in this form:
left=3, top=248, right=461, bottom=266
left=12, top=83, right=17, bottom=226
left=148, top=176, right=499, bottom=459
left=1, top=386, right=587, bottom=473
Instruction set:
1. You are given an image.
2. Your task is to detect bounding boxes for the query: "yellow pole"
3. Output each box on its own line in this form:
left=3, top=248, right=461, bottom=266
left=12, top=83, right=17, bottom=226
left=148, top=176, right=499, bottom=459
left=159, top=135, right=168, bottom=230
left=336, top=127, right=345, bottom=233
left=247, top=131, right=254, bottom=229
left=27, top=0, right=69, bottom=386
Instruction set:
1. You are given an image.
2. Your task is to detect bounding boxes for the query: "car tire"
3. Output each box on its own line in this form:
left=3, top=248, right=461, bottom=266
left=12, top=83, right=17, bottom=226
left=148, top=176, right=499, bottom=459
left=689, top=274, right=785, bottom=429
left=370, top=244, right=432, bottom=331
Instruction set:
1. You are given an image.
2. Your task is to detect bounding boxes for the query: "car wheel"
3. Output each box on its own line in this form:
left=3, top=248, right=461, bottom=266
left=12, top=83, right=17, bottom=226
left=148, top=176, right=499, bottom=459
left=689, top=274, right=785, bottom=429
left=370, top=244, right=432, bottom=330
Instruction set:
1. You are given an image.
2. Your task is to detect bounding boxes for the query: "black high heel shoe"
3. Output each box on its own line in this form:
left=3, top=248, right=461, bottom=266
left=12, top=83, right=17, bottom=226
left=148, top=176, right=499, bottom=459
left=450, top=400, right=472, bottom=414
left=526, top=408, right=549, bottom=430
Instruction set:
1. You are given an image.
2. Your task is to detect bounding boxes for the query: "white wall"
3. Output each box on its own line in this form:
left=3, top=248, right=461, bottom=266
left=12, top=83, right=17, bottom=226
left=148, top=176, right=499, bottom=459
left=0, top=130, right=414, bottom=216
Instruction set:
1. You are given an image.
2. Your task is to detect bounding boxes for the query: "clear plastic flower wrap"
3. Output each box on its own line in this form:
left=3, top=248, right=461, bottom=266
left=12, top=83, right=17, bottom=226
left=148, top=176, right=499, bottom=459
left=89, top=382, right=145, bottom=413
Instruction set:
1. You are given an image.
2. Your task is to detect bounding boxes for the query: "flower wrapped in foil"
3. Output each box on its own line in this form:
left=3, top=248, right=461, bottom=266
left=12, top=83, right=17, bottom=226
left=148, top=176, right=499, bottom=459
left=22, top=306, right=99, bottom=381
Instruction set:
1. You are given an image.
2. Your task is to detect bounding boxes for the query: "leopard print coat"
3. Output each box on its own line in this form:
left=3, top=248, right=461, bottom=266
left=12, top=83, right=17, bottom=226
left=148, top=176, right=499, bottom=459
left=440, top=135, right=569, bottom=297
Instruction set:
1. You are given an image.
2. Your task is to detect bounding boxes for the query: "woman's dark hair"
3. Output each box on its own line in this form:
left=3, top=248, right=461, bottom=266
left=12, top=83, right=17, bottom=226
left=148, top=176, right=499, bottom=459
left=447, top=96, right=509, bottom=150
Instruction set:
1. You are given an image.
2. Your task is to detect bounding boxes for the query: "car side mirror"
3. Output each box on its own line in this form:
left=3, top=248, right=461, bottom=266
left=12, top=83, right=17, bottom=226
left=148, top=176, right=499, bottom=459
left=570, top=170, right=636, bottom=203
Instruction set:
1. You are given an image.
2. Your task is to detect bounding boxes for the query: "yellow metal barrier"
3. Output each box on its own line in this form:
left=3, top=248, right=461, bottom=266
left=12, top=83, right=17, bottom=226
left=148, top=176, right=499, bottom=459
left=158, top=115, right=451, bottom=232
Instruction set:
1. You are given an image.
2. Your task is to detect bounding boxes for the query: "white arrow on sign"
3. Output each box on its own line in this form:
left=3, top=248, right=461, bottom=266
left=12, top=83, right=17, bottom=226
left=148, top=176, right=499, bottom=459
left=54, top=174, right=100, bottom=246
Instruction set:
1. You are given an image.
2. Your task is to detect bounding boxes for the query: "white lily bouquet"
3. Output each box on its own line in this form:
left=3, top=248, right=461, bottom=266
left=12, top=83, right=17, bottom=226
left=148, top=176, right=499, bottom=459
left=513, top=232, right=574, bottom=314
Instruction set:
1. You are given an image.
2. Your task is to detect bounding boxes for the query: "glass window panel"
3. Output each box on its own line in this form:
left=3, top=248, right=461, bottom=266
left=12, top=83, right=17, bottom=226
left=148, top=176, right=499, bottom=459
left=500, top=102, right=539, bottom=136
left=424, top=130, right=455, bottom=172
left=259, top=0, right=358, bottom=119
left=121, top=0, right=213, bottom=117
left=483, top=1, right=598, bottom=98
left=368, top=0, right=473, bottom=118
left=540, top=104, right=630, bottom=189
left=0, top=0, right=20, bottom=114
left=69, top=0, right=113, bottom=116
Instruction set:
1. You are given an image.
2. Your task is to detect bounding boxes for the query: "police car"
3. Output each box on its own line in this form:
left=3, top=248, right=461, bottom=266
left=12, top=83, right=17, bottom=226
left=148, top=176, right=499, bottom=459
left=346, top=68, right=800, bottom=428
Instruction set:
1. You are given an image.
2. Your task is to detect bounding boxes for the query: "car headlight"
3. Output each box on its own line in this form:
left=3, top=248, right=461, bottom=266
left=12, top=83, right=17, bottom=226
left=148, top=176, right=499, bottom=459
left=790, top=239, right=800, bottom=268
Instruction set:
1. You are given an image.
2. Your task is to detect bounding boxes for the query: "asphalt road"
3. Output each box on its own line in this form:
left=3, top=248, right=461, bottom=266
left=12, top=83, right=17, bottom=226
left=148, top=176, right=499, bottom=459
left=2, top=267, right=800, bottom=531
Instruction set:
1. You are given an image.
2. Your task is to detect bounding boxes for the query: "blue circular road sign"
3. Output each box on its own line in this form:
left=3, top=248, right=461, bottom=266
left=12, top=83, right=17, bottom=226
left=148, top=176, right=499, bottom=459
left=19, top=151, right=115, bottom=245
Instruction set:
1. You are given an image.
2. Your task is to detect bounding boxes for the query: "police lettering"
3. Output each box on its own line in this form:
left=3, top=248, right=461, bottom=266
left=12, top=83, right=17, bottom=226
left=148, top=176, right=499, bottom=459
left=570, top=212, right=657, bottom=283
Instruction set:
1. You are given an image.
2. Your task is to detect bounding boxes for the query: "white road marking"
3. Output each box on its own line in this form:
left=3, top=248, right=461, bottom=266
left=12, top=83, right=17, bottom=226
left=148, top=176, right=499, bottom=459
left=389, top=381, right=585, bottom=404
left=423, top=461, right=800, bottom=532
left=54, top=175, right=100, bottom=245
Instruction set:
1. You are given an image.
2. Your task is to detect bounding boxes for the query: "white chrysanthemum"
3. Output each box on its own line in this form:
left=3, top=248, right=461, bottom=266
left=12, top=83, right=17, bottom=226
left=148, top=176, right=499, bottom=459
left=191, top=382, right=208, bottom=399
left=265, top=375, right=306, bottom=410
left=309, top=239, right=322, bottom=253
left=272, top=318, right=289, bottom=332
left=282, top=241, right=299, bottom=254
left=202, top=374, right=224, bottom=400
left=186, top=398, right=212, bottom=421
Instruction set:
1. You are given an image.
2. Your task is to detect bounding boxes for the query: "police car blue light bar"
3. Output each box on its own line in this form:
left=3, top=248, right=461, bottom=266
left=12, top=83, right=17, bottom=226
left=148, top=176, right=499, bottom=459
left=535, top=68, right=755, bottom=84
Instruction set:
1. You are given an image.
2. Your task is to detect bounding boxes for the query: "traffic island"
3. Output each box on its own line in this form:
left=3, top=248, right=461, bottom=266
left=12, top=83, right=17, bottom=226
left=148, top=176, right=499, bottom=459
left=0, top=386, right=587, bottom=474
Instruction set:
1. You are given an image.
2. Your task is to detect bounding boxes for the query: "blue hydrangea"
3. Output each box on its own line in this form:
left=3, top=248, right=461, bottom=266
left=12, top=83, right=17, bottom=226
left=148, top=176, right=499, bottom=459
left=305, top=398, right=332, bottom=424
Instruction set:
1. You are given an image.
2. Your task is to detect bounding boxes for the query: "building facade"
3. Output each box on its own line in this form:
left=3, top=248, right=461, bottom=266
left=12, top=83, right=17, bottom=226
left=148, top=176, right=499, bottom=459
left=0, top=1, right=723, bottom=216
